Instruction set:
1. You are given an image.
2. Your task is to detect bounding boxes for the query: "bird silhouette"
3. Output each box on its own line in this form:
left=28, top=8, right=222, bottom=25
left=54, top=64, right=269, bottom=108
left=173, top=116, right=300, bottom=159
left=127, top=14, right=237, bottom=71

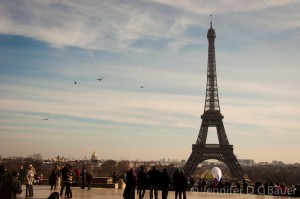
left=97, top=77, right=103, bottom=81
left=74, top=81, right=77, bottom=84
left=140, top=86, right=144, bottom=88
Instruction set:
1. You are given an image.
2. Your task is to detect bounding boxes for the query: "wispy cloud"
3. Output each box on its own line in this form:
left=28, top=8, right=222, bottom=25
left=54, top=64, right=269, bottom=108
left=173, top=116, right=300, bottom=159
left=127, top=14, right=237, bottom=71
left=1, top=0, right=299, bottom=52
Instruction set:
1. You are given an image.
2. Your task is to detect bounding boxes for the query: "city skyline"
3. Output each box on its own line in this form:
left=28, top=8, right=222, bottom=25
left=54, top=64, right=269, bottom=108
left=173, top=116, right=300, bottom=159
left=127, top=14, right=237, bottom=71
left=1, top=0, right=300, bottom=163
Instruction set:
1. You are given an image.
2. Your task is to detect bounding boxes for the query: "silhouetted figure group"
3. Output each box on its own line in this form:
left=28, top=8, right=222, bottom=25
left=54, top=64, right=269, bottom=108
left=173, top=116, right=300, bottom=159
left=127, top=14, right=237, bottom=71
left=123, top=166, right=186, bottom=199
left=0, top=164, right=35, bottom=199
left=172, top=168, right=188, bottom=199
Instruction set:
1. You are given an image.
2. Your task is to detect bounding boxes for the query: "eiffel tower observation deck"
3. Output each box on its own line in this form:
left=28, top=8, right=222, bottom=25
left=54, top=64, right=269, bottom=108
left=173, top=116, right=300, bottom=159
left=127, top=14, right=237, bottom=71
left=184, top=17, right=243, bottom=178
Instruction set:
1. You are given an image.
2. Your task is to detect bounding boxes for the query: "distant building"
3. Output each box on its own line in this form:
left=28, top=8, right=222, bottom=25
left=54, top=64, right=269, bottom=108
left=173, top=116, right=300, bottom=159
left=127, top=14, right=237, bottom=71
left=257, top=162, right=269, bottom=166
left=272, top=160, right=284, bottom=166
left=91, top=150, right=99, bottom=165
left=238, top=159, right=255, bottom=166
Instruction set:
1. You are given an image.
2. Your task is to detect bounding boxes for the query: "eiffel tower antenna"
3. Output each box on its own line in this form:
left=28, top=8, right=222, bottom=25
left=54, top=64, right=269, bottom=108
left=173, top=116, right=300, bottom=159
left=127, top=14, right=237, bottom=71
left=183, top=17, right=244, bottom=178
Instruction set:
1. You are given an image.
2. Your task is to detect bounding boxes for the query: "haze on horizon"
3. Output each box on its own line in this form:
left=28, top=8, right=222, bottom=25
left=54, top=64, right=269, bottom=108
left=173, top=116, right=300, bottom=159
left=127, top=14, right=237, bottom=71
left=1, top=0, right=300, bottom=164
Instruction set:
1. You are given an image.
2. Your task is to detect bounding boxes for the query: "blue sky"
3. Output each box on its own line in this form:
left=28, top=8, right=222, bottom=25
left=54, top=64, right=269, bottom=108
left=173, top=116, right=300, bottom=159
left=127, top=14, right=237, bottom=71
left=1, top=0, right=300, bottom=163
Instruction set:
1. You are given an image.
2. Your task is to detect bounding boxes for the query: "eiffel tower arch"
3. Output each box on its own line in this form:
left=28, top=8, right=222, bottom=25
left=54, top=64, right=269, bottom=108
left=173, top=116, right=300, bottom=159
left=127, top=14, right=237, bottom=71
left=183, top=17, right=243, bottom=178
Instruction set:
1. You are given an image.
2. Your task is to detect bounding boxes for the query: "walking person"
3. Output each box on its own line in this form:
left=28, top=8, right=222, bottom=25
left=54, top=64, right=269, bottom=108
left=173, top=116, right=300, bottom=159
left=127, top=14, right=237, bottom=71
left=161, top=168, right=172, bottom=199
left=86, top=172, right=94, bottom=190
left=123, top=168, right=137, bottom=199
left=147, top=166, right=161, bottom=199
left=25, top=164, right=35, bottom=197
left=137, top=166, right=147, bottom=199
left=80, top=166, right=87, bottom=189
left=0, top=171, right=22, bottom=199
left=65, top=165, right=74, bottom=198
left=60, top=164, right=69, bottom=198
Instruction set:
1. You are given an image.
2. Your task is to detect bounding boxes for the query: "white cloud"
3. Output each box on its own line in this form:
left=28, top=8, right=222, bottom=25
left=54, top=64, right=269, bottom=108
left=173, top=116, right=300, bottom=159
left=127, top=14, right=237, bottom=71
left=1, top=0, right=299, bottom=54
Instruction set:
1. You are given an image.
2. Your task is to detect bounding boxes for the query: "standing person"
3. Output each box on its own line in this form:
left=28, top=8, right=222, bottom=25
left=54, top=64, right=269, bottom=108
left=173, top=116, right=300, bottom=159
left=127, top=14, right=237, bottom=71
left=188, top=176, right=195, bottom=190
left=0, top=165, right=8, bottom=187
left=25, top=164, right=35, bottom=197
left=147, top=166, right=161, bottom=199
left=74, top=168, right=80, bottom=185
left=86, top=172, right=94, bottom=190
left=172, top=168, right=181, bottom=199
left=113, top=171, right=118, bottom=183
left=242, top=176, right=250, bottom=194
left=50, top=165, right=59, bottom=190
left=18, top=165, right=26, bottom=185
left=178, top=170, right=188, bottom=199
left=137, top=166, right=147, bottom=199
left=65, top=165, right=74, bottom=199
left=80, top=166, right=87, bottom=189
left=123, top=168, right=137, bottom=199
left=161, top=168, right=172, bottom=199
left=60, top=164, right=69, bottom=198
left=0, top=171, right=22, bottom=199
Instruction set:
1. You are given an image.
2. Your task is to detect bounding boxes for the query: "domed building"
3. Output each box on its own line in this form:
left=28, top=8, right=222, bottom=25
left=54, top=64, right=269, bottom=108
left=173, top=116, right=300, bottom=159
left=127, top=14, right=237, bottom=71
left=91, top=150, right=99, bottom=165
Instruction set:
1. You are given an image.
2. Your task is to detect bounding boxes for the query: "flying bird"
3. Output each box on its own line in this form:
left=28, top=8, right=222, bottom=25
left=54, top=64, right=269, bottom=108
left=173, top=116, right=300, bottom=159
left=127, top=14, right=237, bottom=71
left=140, top=86, right=144, bottom=88
left=74, top=81, right=77, bottom=84
left=97, top=77, right=103, bottom=81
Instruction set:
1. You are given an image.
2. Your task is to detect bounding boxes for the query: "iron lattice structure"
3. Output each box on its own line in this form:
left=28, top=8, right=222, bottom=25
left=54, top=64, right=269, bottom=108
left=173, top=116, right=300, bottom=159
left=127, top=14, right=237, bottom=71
left=184, top=21, right=243, bottom=178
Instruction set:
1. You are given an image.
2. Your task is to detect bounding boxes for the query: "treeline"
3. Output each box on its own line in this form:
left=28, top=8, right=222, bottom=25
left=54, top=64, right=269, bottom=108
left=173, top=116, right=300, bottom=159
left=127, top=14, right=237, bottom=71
left=1, top=155, right=300, bottom=186
left=0, top=156, right=178, bottom=180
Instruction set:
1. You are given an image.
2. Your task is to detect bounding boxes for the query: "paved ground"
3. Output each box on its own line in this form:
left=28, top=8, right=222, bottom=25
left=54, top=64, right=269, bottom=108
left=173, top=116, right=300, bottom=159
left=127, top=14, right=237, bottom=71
left=17, top=186, right=293, bottom=199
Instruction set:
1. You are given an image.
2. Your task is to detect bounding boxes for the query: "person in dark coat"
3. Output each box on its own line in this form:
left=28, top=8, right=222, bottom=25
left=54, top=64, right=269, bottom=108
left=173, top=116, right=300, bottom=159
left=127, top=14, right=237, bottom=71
left=137, top=166, right=147, bottom=199
left=178, top=170, right=188, bottom=199
left=86, top=172, right=94, bottom=190
left=60, top=164, right=69, bottom=198
left=0, top=171, right=22, bottom=199
left=50, top=165, right=59, bottom=190
left=18, top=165, right=26, bottom=185
left=123, top=168, right=137, bottom=199
left=172, top=168, right=181, bottom=199
left=0, top=165, right=8, bottom=187
left=161, top=168, right=172, bottom=199
left=81, top=166, right=87, bottom=189
left=147, top=166, right=161, bottom=199
left=242, top=176, right=249, bottom=194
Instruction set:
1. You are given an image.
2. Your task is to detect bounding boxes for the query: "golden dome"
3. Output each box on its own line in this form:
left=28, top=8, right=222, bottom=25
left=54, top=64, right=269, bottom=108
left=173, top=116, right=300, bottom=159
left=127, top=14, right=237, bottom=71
left=91, top=150, right=98, bottom=161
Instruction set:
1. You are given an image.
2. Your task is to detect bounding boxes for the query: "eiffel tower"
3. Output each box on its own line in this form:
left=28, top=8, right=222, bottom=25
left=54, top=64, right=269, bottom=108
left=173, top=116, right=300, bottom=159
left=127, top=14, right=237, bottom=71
left=184, top=18, right=243, bottom=178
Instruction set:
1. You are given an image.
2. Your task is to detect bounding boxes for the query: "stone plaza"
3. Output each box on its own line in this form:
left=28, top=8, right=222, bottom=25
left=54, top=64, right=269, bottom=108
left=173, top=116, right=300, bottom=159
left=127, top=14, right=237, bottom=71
left=16, top=186, right=295, bottom=199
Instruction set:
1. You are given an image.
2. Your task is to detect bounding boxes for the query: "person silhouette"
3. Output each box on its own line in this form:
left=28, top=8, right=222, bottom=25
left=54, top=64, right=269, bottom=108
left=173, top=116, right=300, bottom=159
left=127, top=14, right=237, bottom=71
left=0, top=171, right=22, bottom=199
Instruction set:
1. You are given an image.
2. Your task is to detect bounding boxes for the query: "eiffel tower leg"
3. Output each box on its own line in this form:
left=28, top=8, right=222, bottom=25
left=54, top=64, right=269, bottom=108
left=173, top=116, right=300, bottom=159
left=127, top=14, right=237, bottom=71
left=184, top=150, right=201, bottom=177
left=223, top=153, right=244, bottom=179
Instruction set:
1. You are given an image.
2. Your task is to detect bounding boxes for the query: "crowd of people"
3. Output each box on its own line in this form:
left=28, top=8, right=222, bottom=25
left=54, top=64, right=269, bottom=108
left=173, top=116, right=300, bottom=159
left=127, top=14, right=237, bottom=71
left=122, top=165, right=300, bottom=199
left=1, top=163, right=300, bottom=199
left=54, top=164, right=94, bottom=198
left=0, top=164, right=36, bottom=198
left=123, top=166, right=188, bottom=199
left=191, top=176, right=300, bottom=197
left=0, top=163, right=94, bottom=199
